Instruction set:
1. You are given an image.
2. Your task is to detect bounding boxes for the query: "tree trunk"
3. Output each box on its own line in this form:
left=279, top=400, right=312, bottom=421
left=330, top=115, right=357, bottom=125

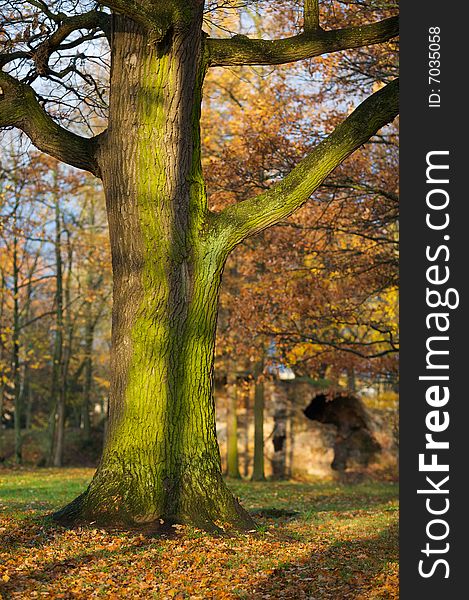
left=12, top=219, right=21, bottom=464
left=271, top=384, right=288, bottom=480
left=0, top=382, right=4, bottom=427
left=242, top=383, right=250, bottom=478
left=81, top=313, right=94, bottom=442
left=21, top=253, right=36, bottom=432
left=24, top=368, right=33, bottom=430
left=346, top=367, right=356, bottom=393
left=287, top=383, right=296, bottom=479
left=52, top=226, right=73, bottom=467
left=49, top=186, right=64, bottom=466
left=0, top=268, right=5, bottom=424
left=53, top=398, right=65, bottom=467
left=252, top=359, right=266, bottom=481
left=54, top=13, right=253, bottom=531
left=81, top=201, right=98, bottom=442
left=226, top=371, right=241, bottom=479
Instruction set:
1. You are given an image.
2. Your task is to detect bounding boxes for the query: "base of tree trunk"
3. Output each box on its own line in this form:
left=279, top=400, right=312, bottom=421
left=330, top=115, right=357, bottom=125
left=51, top=467, right=255, bottom=533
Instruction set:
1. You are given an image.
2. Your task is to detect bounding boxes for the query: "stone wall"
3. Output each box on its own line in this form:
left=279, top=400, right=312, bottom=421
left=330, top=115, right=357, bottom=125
left=217, top=380, right=398, bottom=479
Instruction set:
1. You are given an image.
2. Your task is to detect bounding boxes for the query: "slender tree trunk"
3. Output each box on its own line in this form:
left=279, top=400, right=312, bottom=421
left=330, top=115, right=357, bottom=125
left=242, top=383, right=250, bottom=478
left=347, top=367, right=356, bottom=393
left=271, top=383, right=288, bottom=480
left=81, top=313, right=94, bottom=442
left=18, top=364, right=30, bottom=427
left=24, top=369, right=33, bottom=430
left=287, top=383, right=296, bottom=479
left=21, top=253, right=36, bottom=432
left=226, top=370, right=241, bottom=479
left=0, top=269, right=5, bottom=427
left=81, top=202, right=97, bottom=441
left=54, top=13, right=253, bottom=531
left=0, top=384, right=4, bottom=427
left=252, top=358, right=266, bottom=481
left=12, top=217, right=22, bottom=464
left=53, top=389, right=65, bottom=466
left=52, top=226, right=73, bottom=467
left=48, top=184, right=64, bottom=465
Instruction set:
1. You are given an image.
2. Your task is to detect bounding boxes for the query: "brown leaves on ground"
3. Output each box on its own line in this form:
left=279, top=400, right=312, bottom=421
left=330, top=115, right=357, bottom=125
left=0, top=469, right=398, bottom=599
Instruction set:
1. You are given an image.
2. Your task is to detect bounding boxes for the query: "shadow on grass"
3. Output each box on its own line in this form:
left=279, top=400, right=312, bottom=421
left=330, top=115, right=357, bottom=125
left=251, top=521, right=398, bottom=599
left=251, top=508, right=300, bottom=519
left=0, top=519, right=398, bottom=599
left=0, top=511, right=182, bottom=556
left=0, top=496, right=56, bottom=515
left=247, top=496, right=397, bottom=526
left=232, top=480, right=398, bottom=513
left=0, top=514, right=64, bottom=552
left=0, top=538, right=163, bottom=598
left=0, top=474, right=398, bottom=598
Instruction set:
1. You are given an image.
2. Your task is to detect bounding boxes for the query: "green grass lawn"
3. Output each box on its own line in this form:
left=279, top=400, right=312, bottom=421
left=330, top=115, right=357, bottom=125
left=0, top=468, right=398, bottom=599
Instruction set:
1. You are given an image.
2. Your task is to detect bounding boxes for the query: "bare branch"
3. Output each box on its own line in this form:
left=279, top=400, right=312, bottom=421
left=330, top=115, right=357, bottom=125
left=207, top=16, right=398, bottom=66
left=31, top=11, right=110, bottom=75
left=26, top=0, right=62, bottom=23
left=0, top=71, right=102, bottom=175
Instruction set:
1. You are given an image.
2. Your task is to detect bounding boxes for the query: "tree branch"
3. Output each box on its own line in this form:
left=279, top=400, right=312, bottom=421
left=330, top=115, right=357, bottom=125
left=264, top=331, right=398, bottom=359
left=27, top=0, right=62, bottom=24
left=93, top=0, right=154, bottom=30
left=0, top=11, right=110, bottom=70
left=32, top=11, right=110, bottom=75
left=207, top=16, right=398, bottom=67
left=0, top=71, right=102, bottom=175
left=98, top=0, right=193, bottom=38
left=209, top=78, right=399, bottom=251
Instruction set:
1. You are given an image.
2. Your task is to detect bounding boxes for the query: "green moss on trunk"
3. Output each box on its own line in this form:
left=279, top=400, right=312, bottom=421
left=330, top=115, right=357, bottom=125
left=53, top=13, right=253, bottom=532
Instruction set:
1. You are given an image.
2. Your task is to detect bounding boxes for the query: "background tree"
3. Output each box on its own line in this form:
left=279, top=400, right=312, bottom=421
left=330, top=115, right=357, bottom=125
left=0, top=0, right=398, bottom=530
left=204, top=4, right=398, bottom=479
left=0, top=151, right=56, bottom=461
left=0, top=149, right=111, bottom=464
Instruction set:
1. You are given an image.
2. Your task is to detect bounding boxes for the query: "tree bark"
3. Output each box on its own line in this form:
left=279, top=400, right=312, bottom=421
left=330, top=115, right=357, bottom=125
left=81, top=205, right=97, bottom=442
left=226, top=370, right=241, bottom=479
left=48, top=185, right=64, bottom=466
left=242, top=383, right=250, bottom=478
left=0, top=269, right=5, bottom=426
left=24, top=366, right=33, bottom=430
left=271, top=383, right=288, bottom=480
left=54, top=13, right=253, bottom=531
left=21, top=248, right=37, bottom=433
left=347, top=367, right=356, bottom=393
left=52, top=225, right=73, bottom=467
left=252, top=358, right=266, bottom=481
left=12, top=204, right=22, bottom=464
left=81, top=307, right=94, bottom=442
left=287, top=384, right=296, bottom=479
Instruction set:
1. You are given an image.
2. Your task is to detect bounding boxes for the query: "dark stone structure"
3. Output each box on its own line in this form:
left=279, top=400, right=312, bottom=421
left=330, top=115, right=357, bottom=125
left=304, top=393, right=381, bottom=471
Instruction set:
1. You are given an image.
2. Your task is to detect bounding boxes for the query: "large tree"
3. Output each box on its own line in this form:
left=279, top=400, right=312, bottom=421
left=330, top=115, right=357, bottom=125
left=0, top=0, right=398, bottom=530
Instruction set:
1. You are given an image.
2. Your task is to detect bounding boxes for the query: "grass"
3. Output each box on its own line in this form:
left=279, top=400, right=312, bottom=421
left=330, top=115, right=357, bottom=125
left=0, top=468, right=398, bottom=599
